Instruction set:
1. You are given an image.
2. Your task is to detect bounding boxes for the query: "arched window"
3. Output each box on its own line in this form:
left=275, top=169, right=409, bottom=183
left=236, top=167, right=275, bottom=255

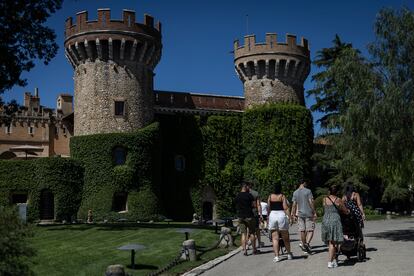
left=113, top=146, right=126, bottom=165
left=175, top=155, right=186, bottom=172
left=112, top=192, right=128, bottom=212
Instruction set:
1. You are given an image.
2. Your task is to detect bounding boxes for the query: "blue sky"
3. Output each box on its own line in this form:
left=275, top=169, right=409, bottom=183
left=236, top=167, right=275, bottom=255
left=3, top=0, right=414, bottom=135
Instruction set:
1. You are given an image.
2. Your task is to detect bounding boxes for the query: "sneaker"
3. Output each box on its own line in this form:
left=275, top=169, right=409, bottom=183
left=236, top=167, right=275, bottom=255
left=299, top=243, right=308, bottom=254
left=287, top=253, right=293, bottom=260
left=332, top=260, right=338, bottom=268
left=273, top=256, right=281, bottom=263
left=328, top=262, right=333, bottom=268
left=304, top=243, right=312, bottom=254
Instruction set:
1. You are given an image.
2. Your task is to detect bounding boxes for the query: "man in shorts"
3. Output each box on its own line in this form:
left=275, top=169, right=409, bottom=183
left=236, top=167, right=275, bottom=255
left=291, top=179, right=316, bottom=254
left=235, top=182, right=257, bottom=255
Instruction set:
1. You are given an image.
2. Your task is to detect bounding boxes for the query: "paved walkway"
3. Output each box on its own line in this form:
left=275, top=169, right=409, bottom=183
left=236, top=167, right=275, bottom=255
left=202, top=218, right=414, bottom=276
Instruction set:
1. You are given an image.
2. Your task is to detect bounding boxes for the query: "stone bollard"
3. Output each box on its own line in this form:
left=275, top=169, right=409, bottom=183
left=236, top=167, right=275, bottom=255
left=219, top=227, right=233, bottom=248
left=232, top=219, right=240, bottom=234
left=386, top=211, right=392, bottom=220
left=182, top=239, right=197, bottom=261
left=105, top=265, right=125, bottom=276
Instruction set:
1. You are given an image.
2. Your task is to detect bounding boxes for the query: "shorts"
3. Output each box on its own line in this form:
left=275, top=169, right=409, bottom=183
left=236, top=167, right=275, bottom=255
left=239, top=217, right=256, bottom=234
left=297, top=217, right=315, bottom=232
left=268, top=211, right=289, bottom=231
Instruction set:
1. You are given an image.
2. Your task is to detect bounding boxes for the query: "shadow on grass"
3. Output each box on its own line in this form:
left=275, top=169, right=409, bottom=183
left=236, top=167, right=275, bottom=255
left=127, top=264, right=158, bottom=270
left=40, top=225, right=92, bottom=231
left=365, top=229, right=414, bottom=242
left=38, top=222, right=218, bottom=232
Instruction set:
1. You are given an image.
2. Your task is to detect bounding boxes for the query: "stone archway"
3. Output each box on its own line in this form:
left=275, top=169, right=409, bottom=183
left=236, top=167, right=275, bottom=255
left=201, top=186, right=217, bottom=220
left=0, top=150, right=17, bottom=160
left=40, top=189, right=54, bottom=220
left=202, top=201, right=213, bottom=221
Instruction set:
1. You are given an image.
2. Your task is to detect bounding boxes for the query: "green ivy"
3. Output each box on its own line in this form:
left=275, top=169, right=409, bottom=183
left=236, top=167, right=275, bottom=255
left=242, top=104, right=314, bottom=199
left=0, top=158, right=83, bottom=222
left=197, top=115, right=243, bottom=218
left=70, top=122, right=161, bottom=222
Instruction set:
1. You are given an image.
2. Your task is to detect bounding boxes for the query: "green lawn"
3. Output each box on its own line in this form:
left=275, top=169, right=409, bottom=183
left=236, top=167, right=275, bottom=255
left=30, top=223, right=233, bottom=276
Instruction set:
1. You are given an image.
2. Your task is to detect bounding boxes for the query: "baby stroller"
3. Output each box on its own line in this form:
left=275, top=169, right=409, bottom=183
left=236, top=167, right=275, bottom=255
left=340, top=213, right=366, bottom=261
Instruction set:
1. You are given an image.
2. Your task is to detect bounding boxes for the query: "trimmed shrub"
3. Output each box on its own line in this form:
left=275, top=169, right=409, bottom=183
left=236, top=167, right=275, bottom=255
left=70, top=122, right=161, bottom=221
left=0, top=206, right=35, bottom=276
left=242, top=104, right=314, bottom=199
left=0, top=158, right=83, bottom=222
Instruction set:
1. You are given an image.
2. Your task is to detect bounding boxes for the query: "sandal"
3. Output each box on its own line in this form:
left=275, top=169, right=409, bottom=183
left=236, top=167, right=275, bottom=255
left=253, top=249, right=261, bottom=255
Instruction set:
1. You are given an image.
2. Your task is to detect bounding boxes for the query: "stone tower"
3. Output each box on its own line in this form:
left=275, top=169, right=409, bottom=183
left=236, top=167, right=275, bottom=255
left=234, top=33, right=310, bottom=108
left=64, top=9, right=162, bottom=136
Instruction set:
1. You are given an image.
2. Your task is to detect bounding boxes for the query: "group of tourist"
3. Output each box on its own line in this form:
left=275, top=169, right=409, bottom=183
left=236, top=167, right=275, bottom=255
left=234, top=179, right=365, bottom=268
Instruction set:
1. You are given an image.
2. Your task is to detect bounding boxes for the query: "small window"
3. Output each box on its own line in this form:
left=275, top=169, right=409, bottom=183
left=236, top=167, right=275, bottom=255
left=175, top=155, right=186, bottom=172
left=112, top=192, right=128, bottom=212
left=114, top=101, right=125, bottom=116
left=28, top=126, right=34, bottom=135
left=12, top=192, right=28, bottom=204
left=113, top=146, right=126, bottom=165
left=5, top=125, right=12, bottom=134
left=218, top=155, right=227, bottom=170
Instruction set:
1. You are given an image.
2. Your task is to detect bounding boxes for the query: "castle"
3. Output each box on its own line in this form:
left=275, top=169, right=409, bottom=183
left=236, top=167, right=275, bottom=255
left=0, top=9, right=312, bottom=222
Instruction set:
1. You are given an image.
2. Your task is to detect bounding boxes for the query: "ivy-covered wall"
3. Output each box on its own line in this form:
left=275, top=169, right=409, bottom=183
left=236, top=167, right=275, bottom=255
left=242, top=104, right=314, bottom=199
left=0, top=158, right=83, bottom=222
left=196, top=115, right=243, bottom=218
left=0, top=105, right=313, bottom=222
left=70, top=122, right=161, bottom=221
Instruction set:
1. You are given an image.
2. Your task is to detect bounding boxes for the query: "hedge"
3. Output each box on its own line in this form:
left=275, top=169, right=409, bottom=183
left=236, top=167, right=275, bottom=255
left=242, top=104, right=314, bottom=199
left=0, top=157, right=84, bottom=222
left=70, top=122, right=161, bottom=222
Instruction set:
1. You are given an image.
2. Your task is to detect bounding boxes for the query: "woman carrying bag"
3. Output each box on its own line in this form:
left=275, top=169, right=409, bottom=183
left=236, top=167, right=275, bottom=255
left=321, top=185, right=350, bottom=268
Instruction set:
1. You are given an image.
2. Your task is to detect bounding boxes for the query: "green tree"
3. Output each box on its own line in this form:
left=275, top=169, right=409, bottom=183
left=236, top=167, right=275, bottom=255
left=308, top=36, right=366, bottom=191
left=307, top=34, right=354, bottom=130
left=349, top=7, right=414, bottom=204
left=311, top=8, right=414, bottom=205
left=0, top=0, right=62, bottom=94
left=0, top=206, right=35, bottom=276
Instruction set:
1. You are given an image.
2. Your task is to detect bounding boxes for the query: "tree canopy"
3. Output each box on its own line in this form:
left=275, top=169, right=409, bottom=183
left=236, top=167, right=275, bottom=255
left=310, top=7, right=414, bottom=204
left=0, top=0, right=62, bottom=94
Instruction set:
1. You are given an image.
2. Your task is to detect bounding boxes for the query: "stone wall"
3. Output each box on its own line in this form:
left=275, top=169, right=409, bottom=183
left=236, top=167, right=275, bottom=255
left=244, top=79, right=304, bottom=108
left=74, top=59, right=154, bottom=136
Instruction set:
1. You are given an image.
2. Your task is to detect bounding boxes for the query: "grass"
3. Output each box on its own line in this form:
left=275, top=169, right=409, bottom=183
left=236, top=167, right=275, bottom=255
left=29, top=223, right=234, bottom=276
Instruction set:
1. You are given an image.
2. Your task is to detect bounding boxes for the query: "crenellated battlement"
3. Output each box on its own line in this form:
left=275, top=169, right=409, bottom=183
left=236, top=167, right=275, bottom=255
left=64, top=9, right=162, bottom=70
left=65, top=9, right=161, bottom=40
left=65, top=9, right=163, bottom=136
left=234, top=33, right=309, bottom=60
left=233, top=33, right=311, bottom=107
